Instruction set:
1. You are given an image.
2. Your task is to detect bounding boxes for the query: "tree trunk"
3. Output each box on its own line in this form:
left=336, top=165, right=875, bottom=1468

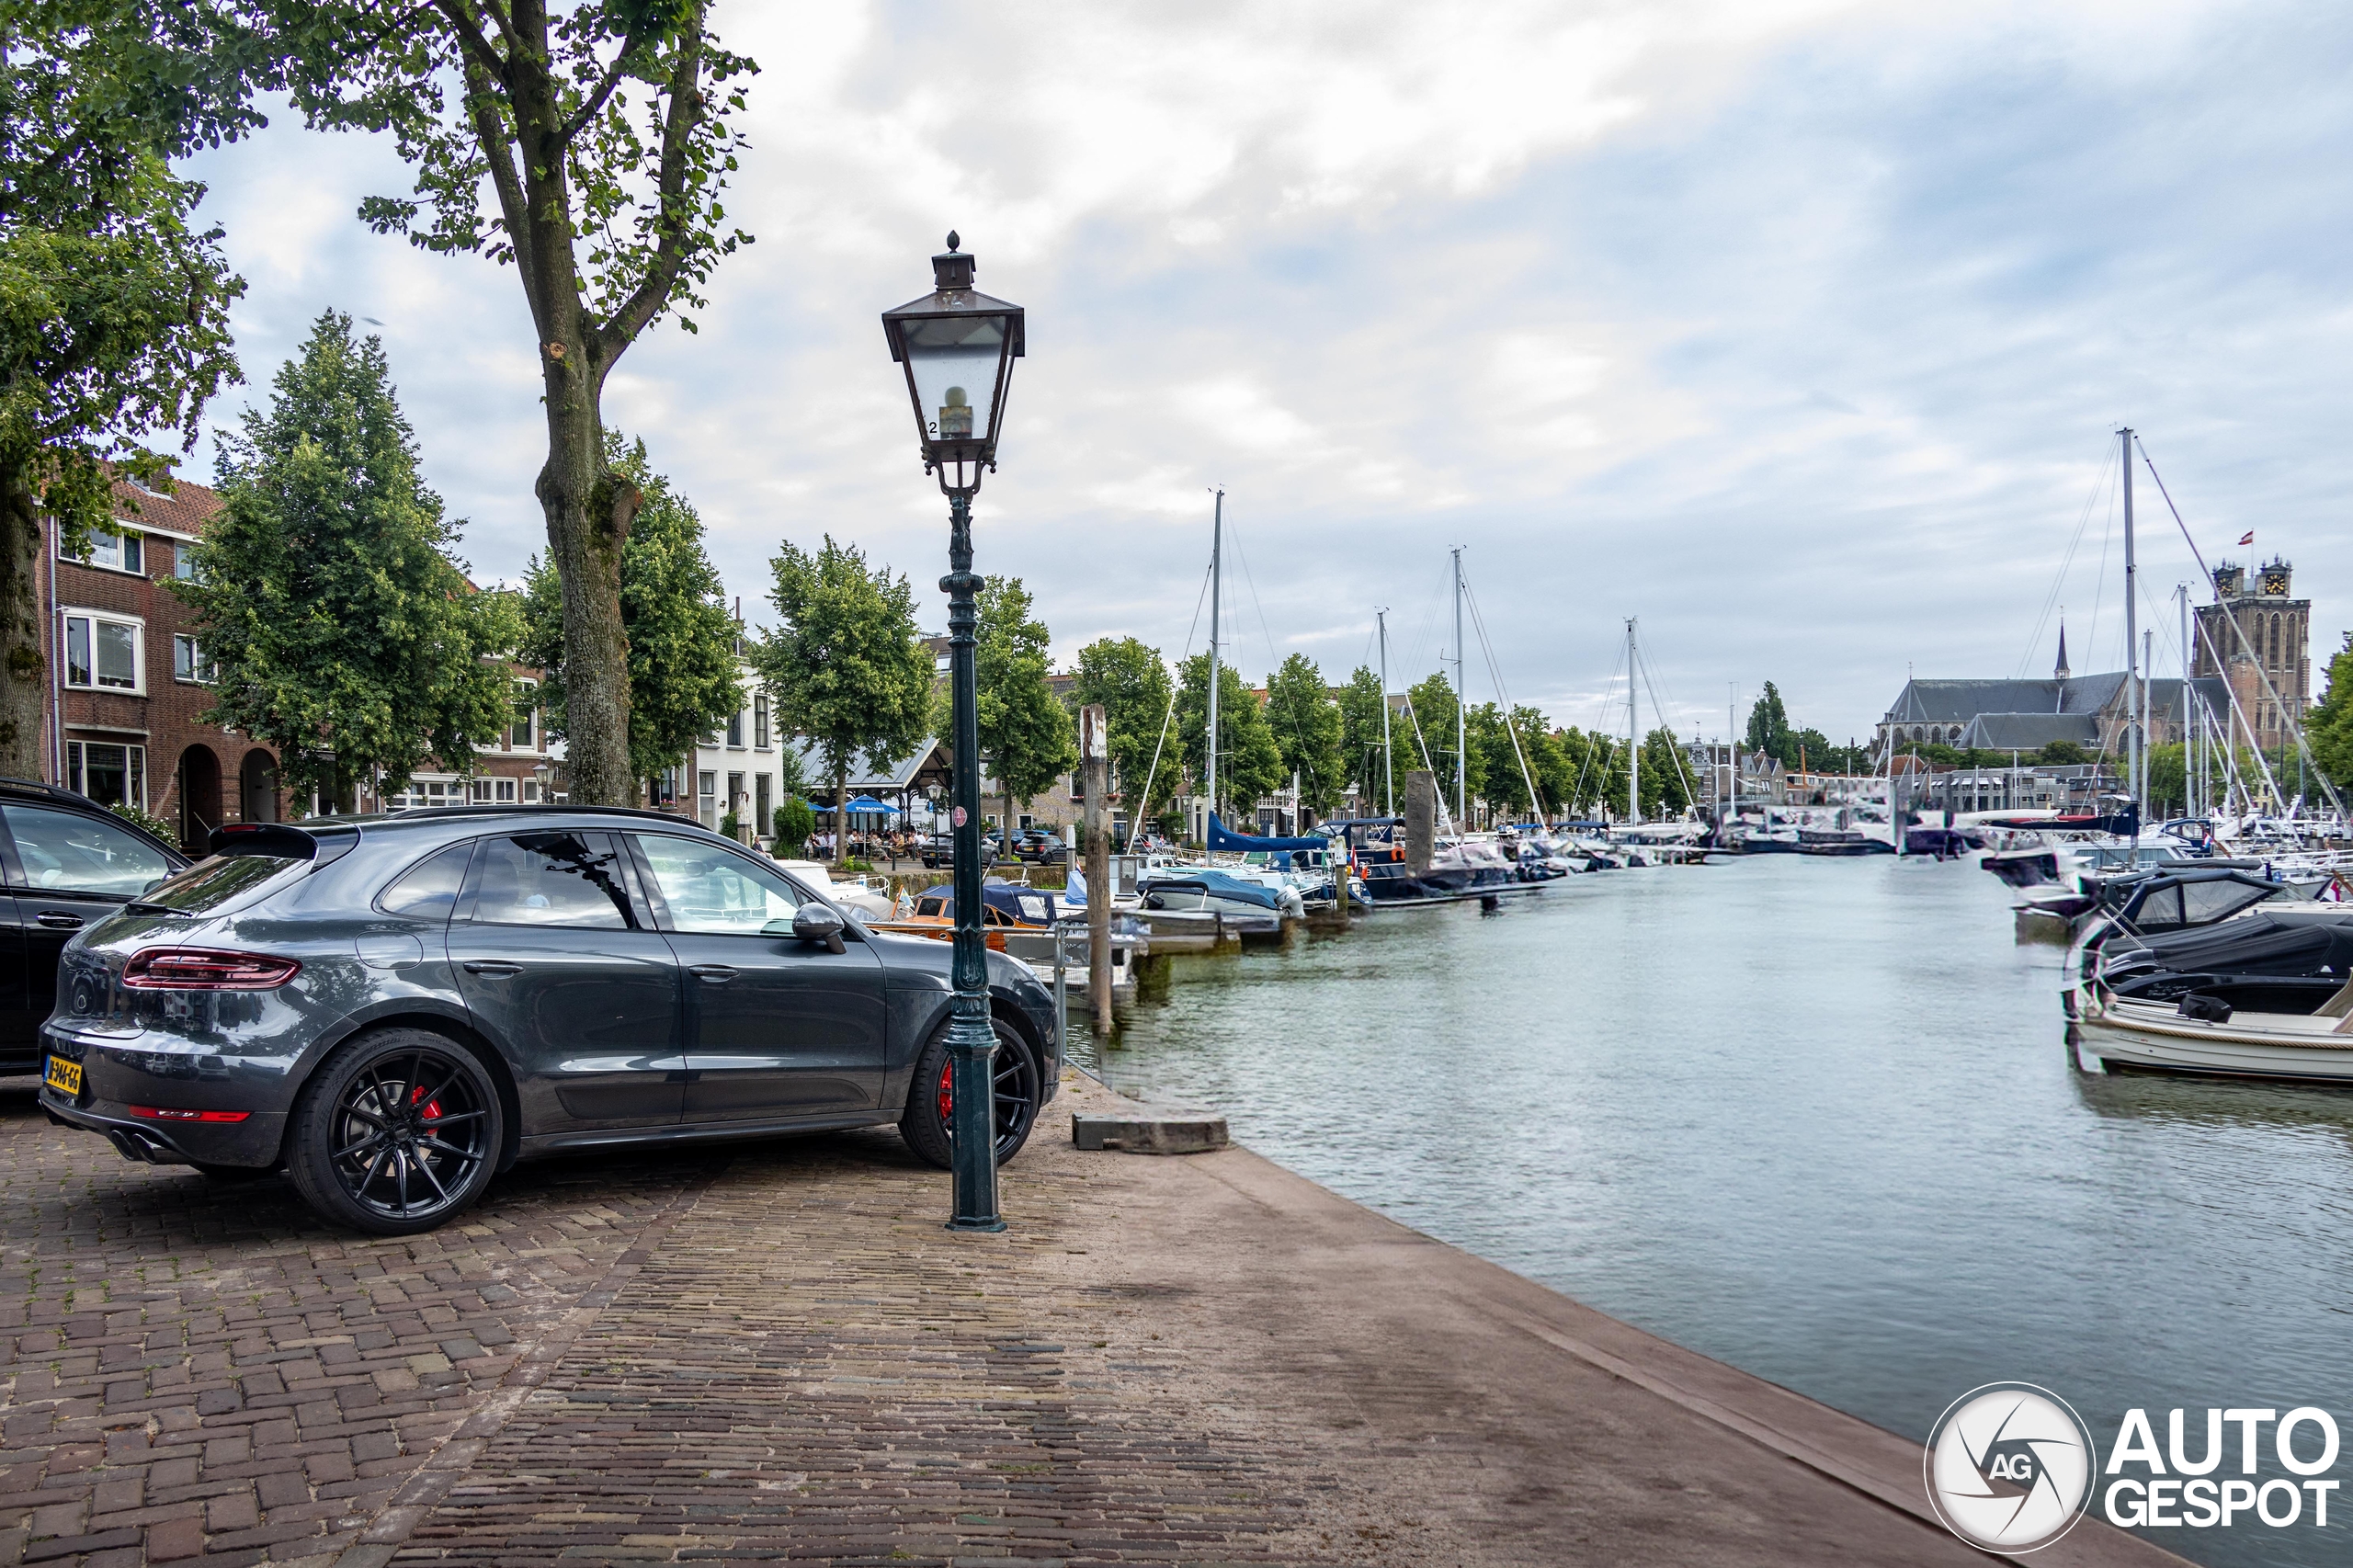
left=834, top=765, right=849, bottom=861
left=0, top=470, right=49, bottom=779
left=535, top=363, right=637, bottom=805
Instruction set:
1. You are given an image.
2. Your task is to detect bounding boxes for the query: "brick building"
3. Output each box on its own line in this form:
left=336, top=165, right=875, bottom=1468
left=42, top=478, right=282, bottom=846
left=41, top=478, right=556, bottom=845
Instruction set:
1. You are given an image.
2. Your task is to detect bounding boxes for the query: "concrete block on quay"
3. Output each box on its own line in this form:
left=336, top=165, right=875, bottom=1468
left=1073, top=1095, right=1231, bottom=1154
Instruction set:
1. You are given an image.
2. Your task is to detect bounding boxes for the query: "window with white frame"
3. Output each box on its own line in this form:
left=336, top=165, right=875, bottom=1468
left=753, top=694, right=770, bottom=749
left=63, top=613, right=142, bottom=690
left=698, top=769, right=717, bottom=828
left=171, top=633, right=213, bottom=683
left=386, top=778, right=460, bottom=812
left=71, top=528, right=143, bottom=574
left=172, top=542, right=201, bottom=582
left=726, top=707, right=744, bottom=747
left=469, top=778, right=520, bottom=803
left=509, top=680, right=537, bottom=750
left=522, top=779, right=544, bottom=803
left=64, top=741, right=145, bottom=809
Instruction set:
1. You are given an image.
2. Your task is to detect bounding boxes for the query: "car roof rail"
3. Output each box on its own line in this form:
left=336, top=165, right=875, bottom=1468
left=0, top=775, right=109, bottom=808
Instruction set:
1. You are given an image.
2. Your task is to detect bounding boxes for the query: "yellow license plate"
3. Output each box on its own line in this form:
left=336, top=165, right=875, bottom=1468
left=43, top=1056, right=82, bottom=1095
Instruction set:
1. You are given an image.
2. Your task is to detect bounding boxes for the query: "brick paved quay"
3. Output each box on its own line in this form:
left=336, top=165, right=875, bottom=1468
left=4, top=1071, right=2185, bottom=1568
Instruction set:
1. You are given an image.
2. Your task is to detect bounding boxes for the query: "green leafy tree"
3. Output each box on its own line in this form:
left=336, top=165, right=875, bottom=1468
left=178, top=312, right=520, bottom=809
left=1175, top=653, right=1281, bottom=827
left=1264, top=653, right=1344, bottom=820
left=272, top=0, right=757, bottom=804
left=1745, top=682, right=1792, bottom=765
left=757, top=536, right=932, bottom=850
left=2308, top=633, right=2353, bottom=789
left=0, top=6, right=267, bottom=771
left=517, top=433, right=739, bottom=789
left=976, top=575, right=1074, bottom=823
left=1468, top=703, right=1558, bottom=822
left=773, top=795, right=814, bottom=857
left=1071, top=636, right=1175, bottom=824
left=2037, top=738, right=2091, bottom=767
left=1335, top=665, right=1390, bottom=812
left=1638, top=726, right=1693, bottom=817
left=1402, top=670, right=1475, bottom=816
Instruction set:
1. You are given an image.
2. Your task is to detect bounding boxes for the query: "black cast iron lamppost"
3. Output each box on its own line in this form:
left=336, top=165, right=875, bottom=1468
left=882, top=233, right=1025, bottom=1233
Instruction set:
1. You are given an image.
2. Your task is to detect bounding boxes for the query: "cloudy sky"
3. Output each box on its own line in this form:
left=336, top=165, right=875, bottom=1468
left=177, top=0, right=2353, bottom=743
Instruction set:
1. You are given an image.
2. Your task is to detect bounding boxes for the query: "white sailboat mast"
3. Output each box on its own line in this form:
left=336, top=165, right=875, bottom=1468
left=2120, top=427, right=2140, bottom=829
left=1377, top=607, right=1394, bottom=817
left=1207, top=489, right=1222, bottom=832
left=1627, top=618, right=1641, bottom=826
left=1451, top=546, right=1466, bottom=831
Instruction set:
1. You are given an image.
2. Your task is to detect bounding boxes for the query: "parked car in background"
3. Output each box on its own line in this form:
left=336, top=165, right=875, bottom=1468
left=918, top=831, right=997, bottom=869
left=37, top=807, right=1061, bottom=1234
left=1011, top=828, right=1065, bottom=864
left=0, top=778, right=188, bottom=1077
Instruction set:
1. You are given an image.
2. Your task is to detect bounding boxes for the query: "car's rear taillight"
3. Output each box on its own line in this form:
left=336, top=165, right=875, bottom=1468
left=121, top=949, right=302, bottom=991
left=129, top=1106, right=251, bottom=1122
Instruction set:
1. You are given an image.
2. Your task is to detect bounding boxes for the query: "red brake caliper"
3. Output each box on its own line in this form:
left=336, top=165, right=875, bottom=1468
left=409, top=1085, right=442, bottom=1122
left=937, top=1062, right=954, bottom=1122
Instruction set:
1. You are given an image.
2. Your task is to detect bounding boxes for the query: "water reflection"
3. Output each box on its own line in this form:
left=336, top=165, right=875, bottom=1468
left=1077, top=856, right=2353, bottom=1568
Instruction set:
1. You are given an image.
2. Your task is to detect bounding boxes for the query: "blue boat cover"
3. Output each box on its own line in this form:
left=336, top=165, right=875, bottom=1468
left=1208, top=813, right=1325, bottom=854
left=1150, top=869, right=1281, bottom=911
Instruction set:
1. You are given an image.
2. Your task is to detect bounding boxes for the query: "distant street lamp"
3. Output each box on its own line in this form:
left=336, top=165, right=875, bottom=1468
left=882, top=233, right=1026, bottom=1233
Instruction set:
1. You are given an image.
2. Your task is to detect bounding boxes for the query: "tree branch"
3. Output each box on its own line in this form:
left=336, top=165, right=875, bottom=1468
left=461, top=58, right=539, bottom=315
left=426, top=0, right=511, bottom=85
left=594, top=16, right=707, bottom=368
left=554, top=36, right=647, bottom=146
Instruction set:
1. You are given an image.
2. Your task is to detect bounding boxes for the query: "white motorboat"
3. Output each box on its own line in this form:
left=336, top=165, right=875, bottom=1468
left=2077, top=982, right=2353, bottom=1082
left=776, top=859, right=894, bottom=920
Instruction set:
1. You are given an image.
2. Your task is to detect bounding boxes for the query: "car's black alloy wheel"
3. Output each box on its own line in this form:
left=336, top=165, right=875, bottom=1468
left=901, top=1014, right=1039, bottom=1170
left=288, top=1028, right=503, bottom=1235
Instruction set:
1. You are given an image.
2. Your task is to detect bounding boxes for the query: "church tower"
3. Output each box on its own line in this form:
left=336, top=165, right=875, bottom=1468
left=2193, top=557, right=2309, bottom=751
left=2053, top=622, right=2071, bottom=683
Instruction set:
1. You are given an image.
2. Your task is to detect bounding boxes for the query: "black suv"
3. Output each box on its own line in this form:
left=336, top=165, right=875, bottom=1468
left=37, top=806, right=1059, bottom=1234
left=918, top=831, right=998, bottom=869
left=1011, top=828, right=1065, bottom=864
left=0, top=778, right=188, bottom=1075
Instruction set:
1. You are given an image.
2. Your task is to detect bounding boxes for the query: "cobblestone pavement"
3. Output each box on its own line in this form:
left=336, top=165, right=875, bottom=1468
left=4, top=1073, right=2184, bottom=1568
left=0, top=1077, right=727, bottom=1568
left=0, top=1077, right=1347, bottom=1568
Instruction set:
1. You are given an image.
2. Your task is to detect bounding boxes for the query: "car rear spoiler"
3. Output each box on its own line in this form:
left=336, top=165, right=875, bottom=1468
left=208, top=822, right=360, bottom=869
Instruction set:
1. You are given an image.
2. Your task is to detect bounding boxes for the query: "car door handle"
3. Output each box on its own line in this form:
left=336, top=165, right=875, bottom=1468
left=460, top=960, right=524, bottom=977
left=689, top=964, right=738, bottom=984
left=36, top=912, right=83, bottom=929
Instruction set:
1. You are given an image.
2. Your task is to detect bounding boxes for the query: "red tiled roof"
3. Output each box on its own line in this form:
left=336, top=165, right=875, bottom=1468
left=111, top=476, right=224, bottom=536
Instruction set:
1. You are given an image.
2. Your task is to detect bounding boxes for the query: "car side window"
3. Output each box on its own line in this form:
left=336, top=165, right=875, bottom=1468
left=464, top=832, right=636, bottom=929
left=377, top=840, right=477, bottom=922
left=6, top=802, right=174, bottom=896
left=633, top=835, right=809, bottom=936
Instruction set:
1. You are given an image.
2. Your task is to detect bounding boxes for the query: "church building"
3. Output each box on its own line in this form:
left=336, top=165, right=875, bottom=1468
left=1875, top=622, right=2231, bottom=761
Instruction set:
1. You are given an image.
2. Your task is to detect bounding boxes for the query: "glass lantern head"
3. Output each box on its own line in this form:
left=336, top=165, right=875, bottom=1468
left=882, top=234, right=1026, bottom=493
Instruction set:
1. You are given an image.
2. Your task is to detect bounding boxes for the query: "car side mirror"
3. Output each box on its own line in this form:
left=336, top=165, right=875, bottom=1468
left=791, top=903, right=847, bottom=954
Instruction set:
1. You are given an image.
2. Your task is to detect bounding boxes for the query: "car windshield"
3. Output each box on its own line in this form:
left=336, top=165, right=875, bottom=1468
left=140, top=854, right=306, bottom=913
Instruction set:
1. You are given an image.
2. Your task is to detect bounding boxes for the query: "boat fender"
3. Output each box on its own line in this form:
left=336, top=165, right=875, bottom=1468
left=2177, top=994, right=2233, bottom=1024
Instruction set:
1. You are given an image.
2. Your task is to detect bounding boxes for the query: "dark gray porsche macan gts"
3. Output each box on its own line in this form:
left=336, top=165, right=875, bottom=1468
left=36, top=807, right=1060, bottom=1234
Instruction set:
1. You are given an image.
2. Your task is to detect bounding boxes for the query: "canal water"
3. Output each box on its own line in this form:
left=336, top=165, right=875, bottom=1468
left=1071, top=855, right=2353, bottom=1567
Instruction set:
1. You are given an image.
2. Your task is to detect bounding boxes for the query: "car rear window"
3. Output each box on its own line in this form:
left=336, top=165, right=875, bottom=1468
left=141, top=854, right=307, bottom=913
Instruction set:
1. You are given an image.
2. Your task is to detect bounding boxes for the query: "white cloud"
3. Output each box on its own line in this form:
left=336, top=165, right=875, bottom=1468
left=176, top=0, right=2353, bottom=742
